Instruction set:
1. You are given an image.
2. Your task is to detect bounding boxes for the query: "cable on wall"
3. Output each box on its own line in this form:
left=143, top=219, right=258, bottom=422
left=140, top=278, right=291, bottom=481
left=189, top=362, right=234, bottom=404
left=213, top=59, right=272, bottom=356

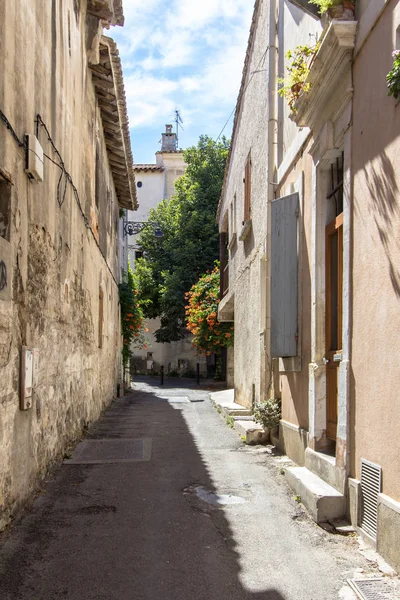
left=0, top=109, right=25, bottom=148
left=0, top=108, right=119, bottom=287
left=35, top=114, right=119, bottom=287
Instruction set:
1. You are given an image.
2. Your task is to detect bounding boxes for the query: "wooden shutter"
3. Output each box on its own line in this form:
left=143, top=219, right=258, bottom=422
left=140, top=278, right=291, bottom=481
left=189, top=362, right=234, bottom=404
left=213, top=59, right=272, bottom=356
left=244, top=155, right=251, bottom=222
left=271, top=193, right=299, bottom=357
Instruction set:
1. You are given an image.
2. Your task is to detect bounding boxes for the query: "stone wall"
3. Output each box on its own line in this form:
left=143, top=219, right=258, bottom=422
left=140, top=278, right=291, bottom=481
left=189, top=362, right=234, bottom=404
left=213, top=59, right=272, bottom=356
left=0, top=0, right=131, bottom=528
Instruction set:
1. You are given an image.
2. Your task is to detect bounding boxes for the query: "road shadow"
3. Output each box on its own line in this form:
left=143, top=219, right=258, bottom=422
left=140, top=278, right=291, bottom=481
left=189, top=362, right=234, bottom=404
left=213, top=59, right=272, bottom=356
left=0, top=387, right=287, bottom=600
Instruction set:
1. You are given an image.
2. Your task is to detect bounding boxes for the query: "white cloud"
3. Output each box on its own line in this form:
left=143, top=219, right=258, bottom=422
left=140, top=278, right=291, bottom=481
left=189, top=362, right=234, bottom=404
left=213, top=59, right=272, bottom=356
left=112, top=0, right=254, bottom=142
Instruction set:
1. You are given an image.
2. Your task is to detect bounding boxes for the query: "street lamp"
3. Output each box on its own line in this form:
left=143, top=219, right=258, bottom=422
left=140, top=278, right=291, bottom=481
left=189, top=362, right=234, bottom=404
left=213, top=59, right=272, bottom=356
left=123, top=221, right=163, bottom=238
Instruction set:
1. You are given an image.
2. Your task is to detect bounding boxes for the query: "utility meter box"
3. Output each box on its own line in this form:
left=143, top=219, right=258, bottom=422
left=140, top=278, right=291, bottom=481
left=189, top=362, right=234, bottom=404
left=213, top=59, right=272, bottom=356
left=25, top=134, right=44, bottom=182
left=21, top=346, right=34, bottom=410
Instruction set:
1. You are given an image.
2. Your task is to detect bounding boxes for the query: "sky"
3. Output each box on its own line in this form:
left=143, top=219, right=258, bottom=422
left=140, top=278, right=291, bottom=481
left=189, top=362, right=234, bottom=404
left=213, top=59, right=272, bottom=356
left=111, top=0, right=254, bottom=164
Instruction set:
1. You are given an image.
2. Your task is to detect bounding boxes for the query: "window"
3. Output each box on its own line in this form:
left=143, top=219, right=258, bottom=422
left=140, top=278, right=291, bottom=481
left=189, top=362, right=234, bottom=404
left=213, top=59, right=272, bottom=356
left=244, top=154, right=251, bottom=222
left=0, top=179, right=11, bottom=241
left=98, top=288, right=104, bottom=348
left=135, top=250, right=143, bottom=261
left=229, top=194, right=237, bottom=244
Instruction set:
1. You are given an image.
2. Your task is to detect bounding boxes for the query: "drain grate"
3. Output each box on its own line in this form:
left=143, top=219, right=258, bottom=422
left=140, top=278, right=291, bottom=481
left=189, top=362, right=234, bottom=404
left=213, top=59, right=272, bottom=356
left=348, top=578, right=399, bottom=600
left=64, top=438, right=152, bottom=464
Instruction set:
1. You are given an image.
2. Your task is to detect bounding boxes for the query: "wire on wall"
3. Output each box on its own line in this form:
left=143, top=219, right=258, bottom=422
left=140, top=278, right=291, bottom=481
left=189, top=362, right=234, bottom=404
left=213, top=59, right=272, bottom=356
left=216, top=46, right=271, bottom=142
left=35, top=114, right=119, bottom=287
left=0, top=109, right=25, bottom=148
left=0, top=108, right=119, bottom=287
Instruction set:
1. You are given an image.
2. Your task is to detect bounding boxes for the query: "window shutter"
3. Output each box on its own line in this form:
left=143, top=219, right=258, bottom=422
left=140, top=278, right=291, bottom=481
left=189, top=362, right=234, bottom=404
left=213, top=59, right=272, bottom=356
left=271, top=193, right=299, bottom=357
left=244, top=156, right=251, bottom=222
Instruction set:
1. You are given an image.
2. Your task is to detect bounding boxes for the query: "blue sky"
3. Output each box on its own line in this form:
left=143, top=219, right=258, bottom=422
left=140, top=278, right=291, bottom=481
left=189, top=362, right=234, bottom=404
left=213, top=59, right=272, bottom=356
left=111, top=0, right=254, bottom=164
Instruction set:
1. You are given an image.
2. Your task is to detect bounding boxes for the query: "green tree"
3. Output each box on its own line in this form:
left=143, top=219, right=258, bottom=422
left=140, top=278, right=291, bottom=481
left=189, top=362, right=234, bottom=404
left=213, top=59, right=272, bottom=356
left=134, top=135, right=229, bottom=342
left=118, top=266, right=147, bottom=368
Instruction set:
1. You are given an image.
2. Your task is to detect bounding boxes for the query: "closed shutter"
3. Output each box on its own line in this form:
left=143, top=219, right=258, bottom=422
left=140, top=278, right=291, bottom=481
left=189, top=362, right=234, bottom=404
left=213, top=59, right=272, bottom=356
left=271, top=192, right=299, bottom=357
left=244, top=155, right=251, bottom=222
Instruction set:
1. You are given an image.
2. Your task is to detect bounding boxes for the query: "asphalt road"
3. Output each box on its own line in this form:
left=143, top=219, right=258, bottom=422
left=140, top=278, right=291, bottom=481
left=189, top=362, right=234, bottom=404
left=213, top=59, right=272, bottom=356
left=0, top=381, right=375, bottom=599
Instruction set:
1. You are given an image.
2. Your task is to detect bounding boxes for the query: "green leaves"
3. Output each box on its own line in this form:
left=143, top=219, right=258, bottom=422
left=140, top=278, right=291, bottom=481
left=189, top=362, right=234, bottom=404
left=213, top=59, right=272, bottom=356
left=119, top=266, right=146, bottom=368
left=387, top=51, right=400, bottom=98
left=133, top=135, right=230, bottom=342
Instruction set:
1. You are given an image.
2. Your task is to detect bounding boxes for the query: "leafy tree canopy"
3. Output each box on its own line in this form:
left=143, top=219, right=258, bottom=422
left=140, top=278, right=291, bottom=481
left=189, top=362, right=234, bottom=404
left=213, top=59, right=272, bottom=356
left=133, top=135, right=229, bottom=342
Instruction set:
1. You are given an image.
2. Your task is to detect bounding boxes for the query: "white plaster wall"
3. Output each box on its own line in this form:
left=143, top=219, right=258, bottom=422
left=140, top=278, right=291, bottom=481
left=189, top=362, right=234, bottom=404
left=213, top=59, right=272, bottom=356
left=219, top=0, right=271, bottom=408
left=277, top=1, right=322, bottom=167
left=126, top=170, right=164, bottom=254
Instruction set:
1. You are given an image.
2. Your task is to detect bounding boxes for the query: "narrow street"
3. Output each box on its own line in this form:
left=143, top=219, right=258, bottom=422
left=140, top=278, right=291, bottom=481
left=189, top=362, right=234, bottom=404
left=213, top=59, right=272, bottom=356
left=0, top=380, right=384, bottom=600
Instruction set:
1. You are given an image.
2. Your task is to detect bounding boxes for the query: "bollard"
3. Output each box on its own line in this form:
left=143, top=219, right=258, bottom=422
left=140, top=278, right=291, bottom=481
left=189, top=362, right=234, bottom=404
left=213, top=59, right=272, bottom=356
left=160, top=365, right=164, bottom=386
left=196, top=362, right=200, bottom=385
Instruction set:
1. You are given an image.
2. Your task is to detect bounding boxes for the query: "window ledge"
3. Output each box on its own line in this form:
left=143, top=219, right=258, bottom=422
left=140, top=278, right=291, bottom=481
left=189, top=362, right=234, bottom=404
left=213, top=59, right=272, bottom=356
left=239, top=219, right=252, bottom=242
left=278, top=356, right=302, bottom=373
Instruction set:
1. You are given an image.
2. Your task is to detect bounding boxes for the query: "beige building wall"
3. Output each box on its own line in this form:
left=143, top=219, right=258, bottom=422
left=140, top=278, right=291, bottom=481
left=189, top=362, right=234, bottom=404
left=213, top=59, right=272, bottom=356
left=351, top=0, right=400, bottom=546
left=0, top=0, right=134, bottom=528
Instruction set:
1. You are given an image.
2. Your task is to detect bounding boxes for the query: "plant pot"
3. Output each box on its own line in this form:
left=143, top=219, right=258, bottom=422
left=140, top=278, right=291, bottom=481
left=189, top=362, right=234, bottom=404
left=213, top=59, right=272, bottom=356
left=328, top=1, right=354, bottom=20
left=291, top=81, right=303, bottom=98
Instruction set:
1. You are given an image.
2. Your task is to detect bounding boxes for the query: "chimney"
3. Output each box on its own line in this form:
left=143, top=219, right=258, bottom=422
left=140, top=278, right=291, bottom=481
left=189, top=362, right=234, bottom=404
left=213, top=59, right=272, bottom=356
left=161, top=124, right=177, bottom=152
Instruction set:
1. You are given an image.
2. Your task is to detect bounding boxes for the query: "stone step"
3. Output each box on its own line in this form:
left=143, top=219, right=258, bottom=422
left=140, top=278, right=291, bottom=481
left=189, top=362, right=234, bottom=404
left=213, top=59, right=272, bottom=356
left=234, top=420, right=269, bottom=445
left=285, top=466, right=346, bottom=523
left=211, top=389, right=252, bottom=417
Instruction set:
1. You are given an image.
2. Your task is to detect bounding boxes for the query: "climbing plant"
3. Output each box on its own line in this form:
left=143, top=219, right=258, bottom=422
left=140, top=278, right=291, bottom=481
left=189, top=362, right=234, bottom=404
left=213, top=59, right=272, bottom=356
left=118, top=265, right=147, bottom=368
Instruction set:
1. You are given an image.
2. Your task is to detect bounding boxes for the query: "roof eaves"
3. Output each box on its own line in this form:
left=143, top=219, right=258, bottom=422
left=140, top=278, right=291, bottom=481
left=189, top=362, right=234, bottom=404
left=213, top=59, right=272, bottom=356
left=91, top=36, right=137, bottom=210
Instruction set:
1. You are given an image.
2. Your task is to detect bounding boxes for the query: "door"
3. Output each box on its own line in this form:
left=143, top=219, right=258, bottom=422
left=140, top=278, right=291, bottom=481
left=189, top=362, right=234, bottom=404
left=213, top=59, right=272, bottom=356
left=325, top=214, right=343, bottom=441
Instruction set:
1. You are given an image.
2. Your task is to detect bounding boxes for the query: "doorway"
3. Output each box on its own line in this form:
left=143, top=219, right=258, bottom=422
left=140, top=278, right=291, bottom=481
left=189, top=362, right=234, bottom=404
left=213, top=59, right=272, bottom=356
left=325, top=215, right=343, bottom=441
left=325, top=154, right=344, bottom=443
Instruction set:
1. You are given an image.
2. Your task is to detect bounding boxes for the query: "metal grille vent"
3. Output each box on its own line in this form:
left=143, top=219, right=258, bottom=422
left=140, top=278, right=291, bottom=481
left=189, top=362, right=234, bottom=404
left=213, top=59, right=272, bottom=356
left=348, top=578, right=398, bottom=600
left=360, top=459, right=382, bottom=539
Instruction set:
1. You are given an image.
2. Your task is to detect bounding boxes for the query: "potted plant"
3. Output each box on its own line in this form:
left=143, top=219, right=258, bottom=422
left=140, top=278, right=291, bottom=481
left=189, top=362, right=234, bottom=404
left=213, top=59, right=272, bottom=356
left=253, top=398, right=282, bottom=438
left=278, top=43, right=320, bottom=110
left=387, top=50, right=400, bottom=99
left=309, top=0, right=355, bottom=20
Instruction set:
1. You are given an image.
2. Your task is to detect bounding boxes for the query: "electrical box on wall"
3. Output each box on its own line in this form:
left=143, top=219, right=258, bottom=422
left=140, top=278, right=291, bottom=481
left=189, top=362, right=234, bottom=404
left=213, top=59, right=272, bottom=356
left=25, top=134, right=44, bottom=182
left=20, top=346, right=34, bottom=410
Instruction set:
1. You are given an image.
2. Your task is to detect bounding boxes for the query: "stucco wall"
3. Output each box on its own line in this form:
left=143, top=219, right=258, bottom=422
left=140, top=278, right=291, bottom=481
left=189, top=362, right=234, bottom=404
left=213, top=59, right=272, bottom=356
left=219, top=0, right=271, bottom=408
left=351, top=1, right=400, bottom=501
left=0, top=0, right=124, bottom=528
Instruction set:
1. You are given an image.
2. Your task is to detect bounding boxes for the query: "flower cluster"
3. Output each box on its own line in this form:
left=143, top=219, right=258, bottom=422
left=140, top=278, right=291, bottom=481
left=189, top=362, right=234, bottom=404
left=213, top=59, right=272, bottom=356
left=387, top=50, right=400, bottom=99
left=118, top=266, right=147, bottom=368
left=185, top=263, right=234, bottom=355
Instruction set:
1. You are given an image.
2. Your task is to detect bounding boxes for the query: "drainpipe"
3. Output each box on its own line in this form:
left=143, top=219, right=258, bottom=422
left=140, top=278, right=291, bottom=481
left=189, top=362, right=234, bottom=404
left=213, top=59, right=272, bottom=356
left=265, top=0, right=278, bottom=399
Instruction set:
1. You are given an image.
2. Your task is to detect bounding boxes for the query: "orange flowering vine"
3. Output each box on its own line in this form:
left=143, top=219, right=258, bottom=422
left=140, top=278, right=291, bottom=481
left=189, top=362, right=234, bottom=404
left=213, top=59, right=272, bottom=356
left=185, top=262, right=234, bottom=355
left=118, top=265, right=147, bottom=368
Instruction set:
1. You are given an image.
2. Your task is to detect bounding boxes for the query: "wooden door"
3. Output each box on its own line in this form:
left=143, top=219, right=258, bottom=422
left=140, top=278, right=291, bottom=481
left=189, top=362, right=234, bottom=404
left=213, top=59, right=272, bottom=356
left=325, top=214, right=343, bottom=441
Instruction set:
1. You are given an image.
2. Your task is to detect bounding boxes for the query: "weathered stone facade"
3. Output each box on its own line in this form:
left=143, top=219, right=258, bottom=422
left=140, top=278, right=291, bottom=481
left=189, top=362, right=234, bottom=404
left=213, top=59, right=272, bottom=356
left=0, top=0, right=135, bottom=528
